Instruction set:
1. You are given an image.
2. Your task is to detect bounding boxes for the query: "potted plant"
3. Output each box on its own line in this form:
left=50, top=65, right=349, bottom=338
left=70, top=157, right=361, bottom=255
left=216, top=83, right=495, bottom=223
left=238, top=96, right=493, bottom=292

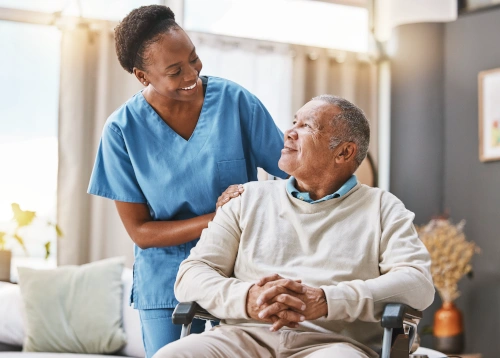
left=0, top=203, right=62, bottom=282
left=417, top=217, right=480, bottom=354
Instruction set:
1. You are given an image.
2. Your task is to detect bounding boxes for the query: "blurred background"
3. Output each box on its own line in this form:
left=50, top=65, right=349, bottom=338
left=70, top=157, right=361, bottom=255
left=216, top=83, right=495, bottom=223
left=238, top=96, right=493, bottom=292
left=0, top=0, right=499, bottom=356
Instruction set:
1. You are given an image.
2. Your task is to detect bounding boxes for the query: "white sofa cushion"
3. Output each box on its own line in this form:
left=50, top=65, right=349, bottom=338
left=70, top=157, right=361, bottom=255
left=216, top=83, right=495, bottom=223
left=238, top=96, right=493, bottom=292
left=117, top=269, right=144, bottom=358
left=0, top=282, right=24, bottom=347
left=17, top=258, right=127, bottom=354
left=0, top=265, right=144, bottom=358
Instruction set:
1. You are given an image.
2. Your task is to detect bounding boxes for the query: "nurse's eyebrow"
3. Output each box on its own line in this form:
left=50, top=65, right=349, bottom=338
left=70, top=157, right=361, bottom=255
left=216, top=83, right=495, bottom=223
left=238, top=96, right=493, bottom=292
left=165, top=47, right=196, bottom=70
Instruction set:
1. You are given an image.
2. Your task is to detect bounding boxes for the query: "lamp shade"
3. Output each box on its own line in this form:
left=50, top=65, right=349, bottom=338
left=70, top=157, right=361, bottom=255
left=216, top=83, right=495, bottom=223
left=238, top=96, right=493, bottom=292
left=374, top=0, right=457, bottom=41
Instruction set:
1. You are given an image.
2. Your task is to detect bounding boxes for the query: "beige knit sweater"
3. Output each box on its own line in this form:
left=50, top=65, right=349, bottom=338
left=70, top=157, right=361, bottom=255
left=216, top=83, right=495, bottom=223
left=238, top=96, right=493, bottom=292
left=175, top=180, right=434, bottom=349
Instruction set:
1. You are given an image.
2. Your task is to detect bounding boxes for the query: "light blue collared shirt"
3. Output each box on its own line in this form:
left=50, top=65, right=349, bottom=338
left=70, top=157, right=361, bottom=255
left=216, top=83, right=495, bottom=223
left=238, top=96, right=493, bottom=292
left=286, top=175, right=358, bottom=203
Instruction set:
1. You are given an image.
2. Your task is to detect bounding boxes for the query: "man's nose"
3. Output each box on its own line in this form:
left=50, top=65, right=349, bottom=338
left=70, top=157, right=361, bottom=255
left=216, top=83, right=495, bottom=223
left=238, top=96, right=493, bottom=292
left=285, top=128, right=298, bottom=140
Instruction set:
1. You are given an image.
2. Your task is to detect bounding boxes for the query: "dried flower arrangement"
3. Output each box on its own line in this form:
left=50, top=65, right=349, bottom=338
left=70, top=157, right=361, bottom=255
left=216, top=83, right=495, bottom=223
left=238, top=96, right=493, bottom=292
left=417, top=218, right=480, bottom=303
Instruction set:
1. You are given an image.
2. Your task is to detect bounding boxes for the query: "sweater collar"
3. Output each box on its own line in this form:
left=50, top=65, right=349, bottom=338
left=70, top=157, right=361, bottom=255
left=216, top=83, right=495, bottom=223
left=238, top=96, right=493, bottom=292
left=286, top=175, right=358, bottom=204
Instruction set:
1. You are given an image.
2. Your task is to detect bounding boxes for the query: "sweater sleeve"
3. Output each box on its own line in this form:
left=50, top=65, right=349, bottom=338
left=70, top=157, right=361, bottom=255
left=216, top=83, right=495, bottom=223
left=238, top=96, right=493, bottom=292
left=174, top=195, right=253, bottom=319
left=320, top=191, right=435, bottom=322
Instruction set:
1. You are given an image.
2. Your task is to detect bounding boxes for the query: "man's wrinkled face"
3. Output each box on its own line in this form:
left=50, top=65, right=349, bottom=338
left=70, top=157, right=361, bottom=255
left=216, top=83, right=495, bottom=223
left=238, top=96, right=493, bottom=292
left=278, top=100, right=340, bottom=180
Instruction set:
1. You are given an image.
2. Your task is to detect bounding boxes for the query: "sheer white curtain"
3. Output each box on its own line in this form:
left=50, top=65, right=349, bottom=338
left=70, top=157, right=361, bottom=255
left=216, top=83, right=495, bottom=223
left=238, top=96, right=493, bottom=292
left=189, top=32, right=293, bottom=132
left=57, top=21, right=141, bottom=267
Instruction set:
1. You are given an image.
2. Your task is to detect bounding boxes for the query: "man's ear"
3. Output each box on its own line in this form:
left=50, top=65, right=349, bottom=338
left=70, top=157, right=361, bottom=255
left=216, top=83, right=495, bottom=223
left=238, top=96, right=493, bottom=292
left=335, top=142, right=357, bottom=164
left=133, top=68, right=149, bottom=87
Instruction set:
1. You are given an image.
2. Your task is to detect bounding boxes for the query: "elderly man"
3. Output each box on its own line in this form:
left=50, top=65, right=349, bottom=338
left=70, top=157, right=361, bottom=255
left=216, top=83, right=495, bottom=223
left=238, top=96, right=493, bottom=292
left=155, top=95, right=434, bottom=358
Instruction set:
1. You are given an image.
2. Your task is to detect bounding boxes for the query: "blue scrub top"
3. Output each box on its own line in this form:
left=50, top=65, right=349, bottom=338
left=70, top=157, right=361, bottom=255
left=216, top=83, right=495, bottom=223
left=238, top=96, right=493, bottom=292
left=88, top=76, right=287, bottom=309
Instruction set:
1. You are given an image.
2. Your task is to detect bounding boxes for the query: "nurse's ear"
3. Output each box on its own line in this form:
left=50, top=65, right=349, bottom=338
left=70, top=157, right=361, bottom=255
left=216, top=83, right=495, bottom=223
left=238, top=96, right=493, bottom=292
left=133, top=67, right=149, bottom=87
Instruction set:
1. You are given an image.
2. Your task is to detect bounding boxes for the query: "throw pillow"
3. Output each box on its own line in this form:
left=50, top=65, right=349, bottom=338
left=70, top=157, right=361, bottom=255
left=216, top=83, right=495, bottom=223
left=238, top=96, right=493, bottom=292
left=0, top=282, right=24, bottom=346
left=17, top=257, right=127, bottom=354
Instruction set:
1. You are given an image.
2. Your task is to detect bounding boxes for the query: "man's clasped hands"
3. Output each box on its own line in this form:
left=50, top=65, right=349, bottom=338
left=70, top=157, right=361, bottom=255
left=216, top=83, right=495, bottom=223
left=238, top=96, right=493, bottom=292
left=246, top=273, right=329, bottom=332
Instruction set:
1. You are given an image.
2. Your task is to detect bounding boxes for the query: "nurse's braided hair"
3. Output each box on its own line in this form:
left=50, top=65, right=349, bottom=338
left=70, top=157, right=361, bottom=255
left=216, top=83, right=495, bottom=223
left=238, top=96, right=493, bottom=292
left=115, top=5, right=179, bottom=73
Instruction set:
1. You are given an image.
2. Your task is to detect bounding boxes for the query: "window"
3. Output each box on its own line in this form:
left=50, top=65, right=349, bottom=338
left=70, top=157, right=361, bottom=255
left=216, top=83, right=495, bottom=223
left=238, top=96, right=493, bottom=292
left=0, top=0, right=161, bottom=21
left=184, top=0, right=369, bottom=52
left=0, top=20, right=61, bottom=272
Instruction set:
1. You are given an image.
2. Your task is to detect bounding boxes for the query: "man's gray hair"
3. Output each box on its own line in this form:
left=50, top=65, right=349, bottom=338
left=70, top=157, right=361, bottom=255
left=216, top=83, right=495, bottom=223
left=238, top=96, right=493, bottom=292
left=313, top=94, right=370, bottom=166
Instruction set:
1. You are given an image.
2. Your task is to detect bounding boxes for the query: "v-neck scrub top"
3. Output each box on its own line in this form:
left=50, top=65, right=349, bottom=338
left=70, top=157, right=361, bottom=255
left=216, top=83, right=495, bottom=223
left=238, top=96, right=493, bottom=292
left=88, top=76, right=287, bottom=309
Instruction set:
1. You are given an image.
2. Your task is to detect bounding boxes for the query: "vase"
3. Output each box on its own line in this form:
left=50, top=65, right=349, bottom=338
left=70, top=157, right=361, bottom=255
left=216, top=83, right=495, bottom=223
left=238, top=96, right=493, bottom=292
left=0, top=249, right=12, bottom=282
left=433, top=301, right=465, bottom=354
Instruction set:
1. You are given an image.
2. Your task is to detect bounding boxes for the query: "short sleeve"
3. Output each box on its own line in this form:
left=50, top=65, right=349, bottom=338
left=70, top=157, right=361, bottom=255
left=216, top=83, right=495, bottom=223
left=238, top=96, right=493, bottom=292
left=88, top=124, right=147, bottom=203
left=249, top=97, right=288, bottom=179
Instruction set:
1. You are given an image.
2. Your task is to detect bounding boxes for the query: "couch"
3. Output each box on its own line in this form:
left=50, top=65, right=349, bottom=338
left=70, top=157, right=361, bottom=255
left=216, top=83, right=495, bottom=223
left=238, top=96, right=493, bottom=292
left=0, top=267, right=444, bottom=358
left=0, top=268, right=144, bottom=358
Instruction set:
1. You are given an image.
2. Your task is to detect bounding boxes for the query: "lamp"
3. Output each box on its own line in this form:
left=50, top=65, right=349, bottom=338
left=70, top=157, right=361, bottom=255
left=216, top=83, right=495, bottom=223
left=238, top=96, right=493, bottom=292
left=373, top=0, right=457, bottom=42
left=372, top=0, right=457, bottom=190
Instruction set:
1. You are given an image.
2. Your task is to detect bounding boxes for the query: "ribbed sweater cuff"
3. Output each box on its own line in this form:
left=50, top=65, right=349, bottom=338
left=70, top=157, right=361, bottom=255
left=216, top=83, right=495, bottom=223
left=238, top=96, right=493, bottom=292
left=320, top=285, right=347, bottom=320
left=231, top=282, right=254, bottom=319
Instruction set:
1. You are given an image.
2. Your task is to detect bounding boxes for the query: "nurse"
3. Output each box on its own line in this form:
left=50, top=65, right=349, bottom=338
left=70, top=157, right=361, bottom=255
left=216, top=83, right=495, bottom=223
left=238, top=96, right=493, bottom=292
left=87, top=4, right=287, bottom=358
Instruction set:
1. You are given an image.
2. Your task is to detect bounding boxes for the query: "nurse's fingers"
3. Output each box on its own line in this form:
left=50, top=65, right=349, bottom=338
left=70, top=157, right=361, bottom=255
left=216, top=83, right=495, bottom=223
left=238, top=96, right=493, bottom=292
left=216, top=184, right=244, bottom=210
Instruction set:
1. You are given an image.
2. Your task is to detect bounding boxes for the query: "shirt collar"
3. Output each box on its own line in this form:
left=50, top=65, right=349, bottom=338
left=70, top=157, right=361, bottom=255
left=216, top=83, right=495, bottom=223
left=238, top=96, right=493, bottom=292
left=286, top=175, right=358, bottom=204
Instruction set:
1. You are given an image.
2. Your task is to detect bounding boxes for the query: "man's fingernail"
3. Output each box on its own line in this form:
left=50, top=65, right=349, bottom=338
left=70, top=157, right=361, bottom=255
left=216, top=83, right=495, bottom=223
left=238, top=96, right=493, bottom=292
left=300, top=316, right=305, bottom=321
left=269, top=327, right=275, bottom=332
left=302, top=287, right=307, bottom=293
left=256, top=299, right=263, bottom=305
left=301, top=304, right=306, bottom=311
left=258, top=312, right=264, bottom=318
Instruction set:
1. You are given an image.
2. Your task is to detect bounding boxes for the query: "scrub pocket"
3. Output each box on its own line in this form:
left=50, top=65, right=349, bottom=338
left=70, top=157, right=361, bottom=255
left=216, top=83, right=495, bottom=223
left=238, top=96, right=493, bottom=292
left=217, top=159, right=248, bottom=193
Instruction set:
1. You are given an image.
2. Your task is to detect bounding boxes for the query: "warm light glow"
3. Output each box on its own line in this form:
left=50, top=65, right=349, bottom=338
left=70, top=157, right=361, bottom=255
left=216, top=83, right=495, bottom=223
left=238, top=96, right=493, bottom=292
left=0, top=20, right=60, bottom=260
left=0, top=0, right=162, bottom=21
left=185, top=0, right=369, bottom=52
left=0, top=137, right=58, bottom=222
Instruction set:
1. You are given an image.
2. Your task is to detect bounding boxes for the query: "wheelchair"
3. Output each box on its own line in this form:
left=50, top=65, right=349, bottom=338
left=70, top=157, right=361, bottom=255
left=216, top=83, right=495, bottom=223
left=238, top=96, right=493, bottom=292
left=172, top=301, right=435, bottom=358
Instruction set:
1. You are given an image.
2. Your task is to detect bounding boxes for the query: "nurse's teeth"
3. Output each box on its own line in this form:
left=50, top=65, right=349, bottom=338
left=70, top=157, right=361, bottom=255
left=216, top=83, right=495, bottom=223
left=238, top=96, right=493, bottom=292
left=181, top=82, right=197, bottom=90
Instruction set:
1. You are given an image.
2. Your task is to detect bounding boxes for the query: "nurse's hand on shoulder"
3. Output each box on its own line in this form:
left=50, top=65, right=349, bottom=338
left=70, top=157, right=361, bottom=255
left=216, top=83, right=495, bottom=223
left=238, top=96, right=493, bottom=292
left=216, top=184, right=244, bottom=210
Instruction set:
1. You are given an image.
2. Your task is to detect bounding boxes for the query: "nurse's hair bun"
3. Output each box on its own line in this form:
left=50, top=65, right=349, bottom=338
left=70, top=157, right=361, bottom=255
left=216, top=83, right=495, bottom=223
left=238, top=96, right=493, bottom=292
left=115, top=5, right=178, bottom=73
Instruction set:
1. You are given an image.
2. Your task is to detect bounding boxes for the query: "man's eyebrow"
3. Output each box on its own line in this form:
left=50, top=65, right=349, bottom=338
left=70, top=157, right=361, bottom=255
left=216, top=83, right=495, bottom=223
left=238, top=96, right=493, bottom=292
left=165, top=47, right=196, bottom=70
left=302, top=116, right=320, bottom=129
left=293, top=114, right=319, bottom=128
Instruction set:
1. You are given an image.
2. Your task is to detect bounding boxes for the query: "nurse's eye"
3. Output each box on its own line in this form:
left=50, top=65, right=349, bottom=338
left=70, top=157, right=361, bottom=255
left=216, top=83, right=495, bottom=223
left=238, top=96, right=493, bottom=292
left=190, top=57, right=199, bottom=63
left=169, top=69, right=181, bottom=77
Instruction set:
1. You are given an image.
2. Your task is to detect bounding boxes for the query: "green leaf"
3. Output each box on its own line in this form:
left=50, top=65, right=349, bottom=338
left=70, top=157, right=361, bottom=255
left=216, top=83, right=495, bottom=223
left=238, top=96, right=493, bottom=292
left=55, top=224, right=63, bottom=238
left=44, top=241, right=51, bottom=260
left=11, top=203, right=36, bottom=227
left=0, top=231, right=6, bottom=250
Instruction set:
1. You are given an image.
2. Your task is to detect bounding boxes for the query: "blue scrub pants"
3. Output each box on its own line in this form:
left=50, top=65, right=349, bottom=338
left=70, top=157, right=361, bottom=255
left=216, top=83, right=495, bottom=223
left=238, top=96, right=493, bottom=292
left=139, top=308, right=206, bottom=358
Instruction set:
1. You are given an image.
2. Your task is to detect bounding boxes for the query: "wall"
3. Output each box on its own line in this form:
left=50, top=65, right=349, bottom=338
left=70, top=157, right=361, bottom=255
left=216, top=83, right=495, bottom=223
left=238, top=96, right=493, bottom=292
left=390, top=23, right=445, bottom=224
left=390, top=8, right=500, bottom=357
left=389, top=22, right=445, bottom=350
left=444, top=7, right=500, bottom=357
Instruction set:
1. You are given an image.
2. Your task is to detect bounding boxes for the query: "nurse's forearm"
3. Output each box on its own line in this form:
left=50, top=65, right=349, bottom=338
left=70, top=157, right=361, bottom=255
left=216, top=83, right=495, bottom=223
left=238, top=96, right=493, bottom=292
left=114, top=200, right=216, bottom=249
left=134, top=213, right=216, bottom=249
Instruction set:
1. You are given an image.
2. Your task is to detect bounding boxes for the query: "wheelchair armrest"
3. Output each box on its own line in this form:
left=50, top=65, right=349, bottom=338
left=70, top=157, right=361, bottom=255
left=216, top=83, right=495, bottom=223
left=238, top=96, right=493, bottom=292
left=381, top=303, right=422, bottom=328
left=172, top=302, right=218, bottom=325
